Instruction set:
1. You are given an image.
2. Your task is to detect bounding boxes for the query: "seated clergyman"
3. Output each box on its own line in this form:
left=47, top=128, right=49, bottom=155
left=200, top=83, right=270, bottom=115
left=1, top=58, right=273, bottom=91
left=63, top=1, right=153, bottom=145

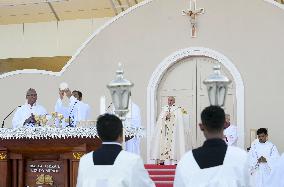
left=76, top=114, right=155, bottom=187
left=12, top=88, right=47, bottom=128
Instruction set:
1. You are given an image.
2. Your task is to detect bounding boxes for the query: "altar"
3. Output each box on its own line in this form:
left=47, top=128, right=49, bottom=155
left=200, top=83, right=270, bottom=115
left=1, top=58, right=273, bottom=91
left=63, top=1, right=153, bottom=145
left=0, top=127, right=143, bottom=187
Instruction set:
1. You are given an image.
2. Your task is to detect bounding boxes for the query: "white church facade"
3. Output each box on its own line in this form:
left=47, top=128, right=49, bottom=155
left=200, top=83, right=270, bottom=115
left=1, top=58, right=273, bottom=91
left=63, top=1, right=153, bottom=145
left=0, top=0, right=284, bottom=161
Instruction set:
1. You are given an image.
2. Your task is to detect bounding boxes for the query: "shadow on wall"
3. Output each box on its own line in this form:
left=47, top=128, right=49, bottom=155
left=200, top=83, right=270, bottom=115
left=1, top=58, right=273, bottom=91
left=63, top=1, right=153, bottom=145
left=0, top=56, right=71, bottom=75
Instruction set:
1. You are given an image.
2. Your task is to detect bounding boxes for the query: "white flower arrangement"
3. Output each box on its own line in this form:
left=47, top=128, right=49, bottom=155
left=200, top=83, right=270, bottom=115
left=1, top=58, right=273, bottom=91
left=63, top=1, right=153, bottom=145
left=0, top=126, right=145, bottom=140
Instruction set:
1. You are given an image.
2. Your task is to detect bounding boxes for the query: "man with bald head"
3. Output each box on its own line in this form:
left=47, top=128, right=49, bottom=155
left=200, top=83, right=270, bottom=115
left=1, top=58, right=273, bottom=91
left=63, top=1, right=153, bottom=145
left=150, top=96, right=187, bottom=165
left=12, top=88, right=47, bottom=128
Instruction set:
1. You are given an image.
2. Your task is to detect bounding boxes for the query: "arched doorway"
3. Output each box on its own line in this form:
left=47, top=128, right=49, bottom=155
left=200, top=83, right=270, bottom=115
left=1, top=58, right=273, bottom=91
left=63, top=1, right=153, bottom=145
left=147, top=47, right=244, bottom=162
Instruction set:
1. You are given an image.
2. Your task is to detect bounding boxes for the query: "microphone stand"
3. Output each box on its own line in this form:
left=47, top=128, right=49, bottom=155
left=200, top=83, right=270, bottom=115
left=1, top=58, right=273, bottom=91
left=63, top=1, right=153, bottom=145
left=67, top=101, right=77, bottom=127
left=2, top=106, right=20, bottom=128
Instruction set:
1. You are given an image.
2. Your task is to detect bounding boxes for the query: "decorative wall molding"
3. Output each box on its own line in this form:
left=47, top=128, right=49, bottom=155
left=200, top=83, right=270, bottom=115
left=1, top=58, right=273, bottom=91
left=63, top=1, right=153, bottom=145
left=0, top=0, right=154, bottom=79
left=146, top=47, right=245, bottom=163
left=1, top=0, right=282, bottom=80
left=264, top=0, right=284, bottom=9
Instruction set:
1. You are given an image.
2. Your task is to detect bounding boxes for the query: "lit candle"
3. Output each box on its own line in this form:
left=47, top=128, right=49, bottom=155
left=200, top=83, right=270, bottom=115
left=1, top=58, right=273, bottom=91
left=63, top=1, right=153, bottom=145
left=193, top=0, right=197, bottom=10
left=189, top=0, right=192, bottom=10
left=100, top=96, right=106, bottom=114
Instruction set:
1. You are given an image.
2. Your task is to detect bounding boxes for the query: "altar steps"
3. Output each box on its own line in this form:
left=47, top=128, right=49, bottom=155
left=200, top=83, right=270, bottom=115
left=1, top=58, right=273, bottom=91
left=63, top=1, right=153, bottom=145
left=145, top=164, right=176, bottom=187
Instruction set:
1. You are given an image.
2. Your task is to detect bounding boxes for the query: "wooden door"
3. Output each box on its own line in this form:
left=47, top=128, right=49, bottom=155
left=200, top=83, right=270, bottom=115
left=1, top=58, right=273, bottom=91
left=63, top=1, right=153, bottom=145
left=157, top=56, right=236, bottom=148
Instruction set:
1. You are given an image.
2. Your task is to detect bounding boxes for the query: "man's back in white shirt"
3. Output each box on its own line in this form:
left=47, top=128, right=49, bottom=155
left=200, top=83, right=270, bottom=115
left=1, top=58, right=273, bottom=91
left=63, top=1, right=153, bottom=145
left=76, top=144, right=154, bottom=187
left=174, top=139, right=251, bottom=187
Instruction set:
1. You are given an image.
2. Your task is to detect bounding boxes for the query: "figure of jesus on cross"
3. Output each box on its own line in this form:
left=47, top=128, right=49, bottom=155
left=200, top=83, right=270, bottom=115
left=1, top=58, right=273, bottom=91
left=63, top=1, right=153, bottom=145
left=182, top=0, right=205, bottom=38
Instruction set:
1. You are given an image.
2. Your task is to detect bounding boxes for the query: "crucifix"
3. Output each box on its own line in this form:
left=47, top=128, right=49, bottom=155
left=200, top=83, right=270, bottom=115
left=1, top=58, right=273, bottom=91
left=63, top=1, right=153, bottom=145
left=182, top=0, right=205, bottom=38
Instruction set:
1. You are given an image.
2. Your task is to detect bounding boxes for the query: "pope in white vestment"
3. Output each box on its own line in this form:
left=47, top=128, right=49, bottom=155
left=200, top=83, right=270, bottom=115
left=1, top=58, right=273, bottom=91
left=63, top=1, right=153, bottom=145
left=174, top=146, right=251, bottom=187
left=55, top=95, right=79, bottom=127
left=264, top=153, right=284, bottom=187
left=12, top=88, right=47, bottom=128
left=77, top=149, right=154, bottom=187
left=150, top=96, right=187, bottom=164
left=249, top=128, right=280, bottom=187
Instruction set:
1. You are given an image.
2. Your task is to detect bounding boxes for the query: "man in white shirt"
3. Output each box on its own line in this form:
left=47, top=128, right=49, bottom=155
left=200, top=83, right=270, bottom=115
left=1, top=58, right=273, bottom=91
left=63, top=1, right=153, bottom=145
left=224, top=114, right=238, bottom=146
left=12, top=88, right=47, bottom=128
left=76, top=114, right=155, bottom=187
left=72, top=90, right=91, bottom=121
left=124, top=100, right=141, bottom=155
left=105, top=94, right=141, bottom=155
left=264, top=153, right=284, bottom=187
left=249, top=128, right=280, bottom=187
left=174, top=106, right=251, bottom=187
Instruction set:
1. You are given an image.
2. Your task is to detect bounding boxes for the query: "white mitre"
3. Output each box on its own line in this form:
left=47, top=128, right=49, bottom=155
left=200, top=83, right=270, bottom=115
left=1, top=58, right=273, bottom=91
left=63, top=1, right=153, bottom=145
left=59, top=82, right=69, bottom=91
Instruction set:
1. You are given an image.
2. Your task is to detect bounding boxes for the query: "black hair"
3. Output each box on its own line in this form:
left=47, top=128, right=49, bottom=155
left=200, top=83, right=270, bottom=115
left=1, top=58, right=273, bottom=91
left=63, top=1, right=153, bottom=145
left=257, top=128, right=268, bottom=135
left=201, top=105, right=225, bottom=132
left=96, top=114, right=123, bottom=142
left=72, top=90, right=82, bottom=99
left=26, top=88, right=36, bottom=95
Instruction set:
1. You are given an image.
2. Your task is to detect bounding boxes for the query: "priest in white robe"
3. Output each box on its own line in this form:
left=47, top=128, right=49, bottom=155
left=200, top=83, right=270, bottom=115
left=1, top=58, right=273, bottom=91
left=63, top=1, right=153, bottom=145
left=55, top=88, right=79, bottom=127
left=264, top=153, right=284, bottom=187
left=224, top=114, right=238, bottom=146
left=72, top=90, right=91, bottom=120
left=124, top=100, right=141, bottom=154
left=12, top=88, right=47, bottom=128
left=249, top=128, right=280, bottom=187
left=150, top=96, right=187, bottom=165
left=76, top=114, right=155, bottom=187
left=174, top=106, right=251, bottom=187
left=104, top=96, right=142, bottom=155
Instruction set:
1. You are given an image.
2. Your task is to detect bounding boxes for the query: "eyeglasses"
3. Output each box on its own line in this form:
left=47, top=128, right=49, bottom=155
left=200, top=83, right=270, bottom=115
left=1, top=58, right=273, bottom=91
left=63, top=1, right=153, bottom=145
left=26, top=94, right=37, bottom=97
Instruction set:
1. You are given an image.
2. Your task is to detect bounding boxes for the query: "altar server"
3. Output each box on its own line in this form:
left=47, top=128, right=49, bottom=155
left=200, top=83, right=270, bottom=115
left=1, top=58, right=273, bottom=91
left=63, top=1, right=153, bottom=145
left=76, top=114, right=155, bottom=187
left=249, top=128, right=280, bottom=187
left=174, top=106, right=251, bottom=187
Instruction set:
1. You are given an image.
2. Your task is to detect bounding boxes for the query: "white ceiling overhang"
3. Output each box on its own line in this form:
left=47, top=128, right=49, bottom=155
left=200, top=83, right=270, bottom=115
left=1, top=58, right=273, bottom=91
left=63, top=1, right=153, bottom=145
left=0, top=0, right=143, bottom=25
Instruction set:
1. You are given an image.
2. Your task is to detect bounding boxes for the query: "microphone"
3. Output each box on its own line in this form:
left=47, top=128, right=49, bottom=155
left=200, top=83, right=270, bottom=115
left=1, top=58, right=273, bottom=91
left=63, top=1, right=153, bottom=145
left=107, top=102, right=112, bottom=110
left=2, top=106, right=21, bottom=128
